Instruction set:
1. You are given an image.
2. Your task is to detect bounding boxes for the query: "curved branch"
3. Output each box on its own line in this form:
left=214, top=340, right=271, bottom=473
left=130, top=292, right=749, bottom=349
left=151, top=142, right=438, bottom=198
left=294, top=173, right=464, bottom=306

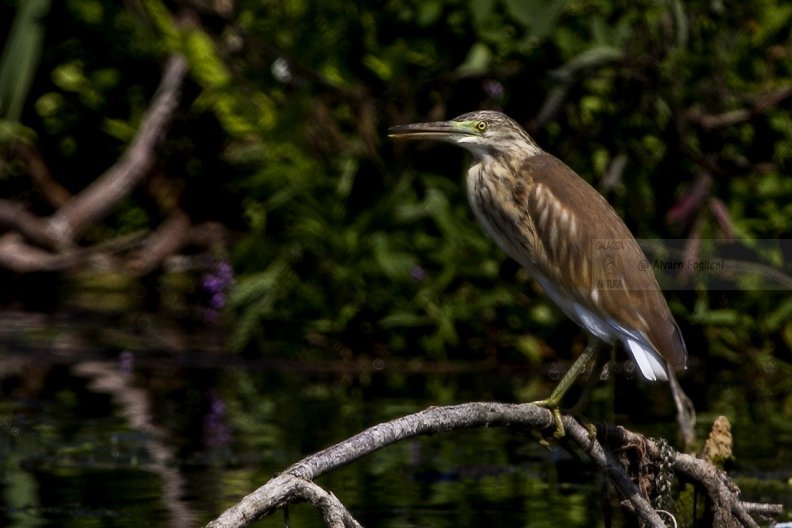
left=0, top=53, right=192, bottom=274
left=283, top=403, right=552, bottom=481
left=562, top=416, right=668, bottom=526
left=207, top=404, right=783, bottom=528
left=0, top=199, right=59, bottom=248
left=11, top=141, right=72, bottom=208
left=604, top=426, right=783, bottom=526
left=46, top=54, right=189, bottom=246
left=283, top=475, right=363, bottom=528
left=685, top=87, right=792, bottom=130
left=206, top=403, right=550, bottom=527
left=206, top=403, right=671, bottom=528
left=0, top=232, right=80, bottom=272
left=127, top=208, right=192, bottom=275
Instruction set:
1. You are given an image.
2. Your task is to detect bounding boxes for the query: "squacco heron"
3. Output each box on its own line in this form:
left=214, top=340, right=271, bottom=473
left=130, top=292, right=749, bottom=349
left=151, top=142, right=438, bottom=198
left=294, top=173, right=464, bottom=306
left=389, top=110, right=687, bottom=437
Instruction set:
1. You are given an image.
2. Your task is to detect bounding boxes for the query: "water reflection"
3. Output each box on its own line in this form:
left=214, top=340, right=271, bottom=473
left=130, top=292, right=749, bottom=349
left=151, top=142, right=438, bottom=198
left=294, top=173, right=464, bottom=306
left=0, top=309, right=789, bottom=527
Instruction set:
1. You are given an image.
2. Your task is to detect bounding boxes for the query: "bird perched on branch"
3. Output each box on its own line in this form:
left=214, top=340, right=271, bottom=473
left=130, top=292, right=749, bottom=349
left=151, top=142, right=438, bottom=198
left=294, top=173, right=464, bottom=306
left=389, top=110, right=687, bottom=437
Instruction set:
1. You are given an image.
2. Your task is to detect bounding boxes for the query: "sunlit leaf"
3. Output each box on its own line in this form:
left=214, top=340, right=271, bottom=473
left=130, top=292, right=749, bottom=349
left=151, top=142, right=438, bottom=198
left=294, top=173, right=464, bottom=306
left=456, top=42, right=492, bottom=76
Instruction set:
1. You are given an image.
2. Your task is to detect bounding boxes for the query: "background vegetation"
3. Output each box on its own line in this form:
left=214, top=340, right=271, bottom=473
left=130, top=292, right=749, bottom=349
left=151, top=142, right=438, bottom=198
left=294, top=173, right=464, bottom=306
left=1, top=0, right=792, bottom=439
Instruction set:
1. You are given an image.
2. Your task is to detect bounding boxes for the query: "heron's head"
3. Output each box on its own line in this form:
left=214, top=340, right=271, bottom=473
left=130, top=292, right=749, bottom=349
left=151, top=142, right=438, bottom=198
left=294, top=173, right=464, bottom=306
left=388, top=110, right=542, bottom=160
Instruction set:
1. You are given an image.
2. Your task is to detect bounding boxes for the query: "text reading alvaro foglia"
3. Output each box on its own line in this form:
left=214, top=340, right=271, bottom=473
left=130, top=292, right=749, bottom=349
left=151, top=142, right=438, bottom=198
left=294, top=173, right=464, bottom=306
left=593, top=240, right=725, bottom=273
left=638, top=258, right=725, bottom=272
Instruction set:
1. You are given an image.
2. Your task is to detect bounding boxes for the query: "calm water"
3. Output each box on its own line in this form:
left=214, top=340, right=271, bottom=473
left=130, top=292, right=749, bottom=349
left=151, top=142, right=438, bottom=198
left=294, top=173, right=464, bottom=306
left=0, top=309, right=789, bottom=527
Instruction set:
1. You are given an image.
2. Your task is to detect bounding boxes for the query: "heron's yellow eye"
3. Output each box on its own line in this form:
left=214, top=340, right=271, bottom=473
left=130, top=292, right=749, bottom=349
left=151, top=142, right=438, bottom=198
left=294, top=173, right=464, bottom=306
left=476, top=121, right=488, bottom=132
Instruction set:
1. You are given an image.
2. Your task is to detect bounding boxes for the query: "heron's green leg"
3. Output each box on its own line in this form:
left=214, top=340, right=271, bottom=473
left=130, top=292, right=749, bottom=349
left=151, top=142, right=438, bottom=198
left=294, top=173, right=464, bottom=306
left=570, top=346, right=611, bottom=439
left=532, top=338, right=605, bottom=439
left=572, top=345, right=610, bottom=413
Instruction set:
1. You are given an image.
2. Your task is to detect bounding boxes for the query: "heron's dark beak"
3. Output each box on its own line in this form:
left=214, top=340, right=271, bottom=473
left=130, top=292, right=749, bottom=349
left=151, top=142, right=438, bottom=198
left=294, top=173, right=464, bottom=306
left=388, top=121, right=476, bottom=139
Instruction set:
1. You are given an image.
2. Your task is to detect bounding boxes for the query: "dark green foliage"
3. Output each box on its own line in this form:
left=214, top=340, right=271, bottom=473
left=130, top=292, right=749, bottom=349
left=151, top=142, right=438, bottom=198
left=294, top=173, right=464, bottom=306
left=2, top=0, right=792, bottom=425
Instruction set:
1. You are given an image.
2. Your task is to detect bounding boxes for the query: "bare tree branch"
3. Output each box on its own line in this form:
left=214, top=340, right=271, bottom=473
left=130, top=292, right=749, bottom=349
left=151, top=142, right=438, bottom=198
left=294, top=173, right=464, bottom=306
left=561, top=415, right=668, bottom=526
left=283, top=475, right=363, bottom=528
left=206, top=403, right=780, bottom=528
left=686, top=108, right=752, bottom=129
left=186, top=221, right=231, bottom=250
left=0, top=54, right=193, bottom=274
left=0, top=232, right=78, bottom=272
left=603, top=425, right=783, bottom=527
left=128, top=208, right=192, bottom=275
left=685, top=87, right=792, bottom=130
left=11, top=141, right=72, bottom=208
left=46, top=54, right=189, bottom=246
left=0, top=199, right=59, bottom=248
left=205, top=403, right=554, bottom=528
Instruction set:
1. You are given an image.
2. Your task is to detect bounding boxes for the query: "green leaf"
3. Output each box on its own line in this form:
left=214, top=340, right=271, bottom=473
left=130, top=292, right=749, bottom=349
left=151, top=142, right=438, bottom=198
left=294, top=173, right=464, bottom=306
left=0, top=0, right=50, bottom=122
left=378, top=312, right=431, bottom=329
left=470, top=0, right=495, bottom=28
left=416, top=0, right=443, bottom=27
left=363, top=54, right=393, bottom=81
left=692, top=309, right=740, bottom=326
left=549, top=46, right=623, bottom=81
left=102, top=118, right=136, bottom=142
left=457, top=42, right=492, bottom=76
left=184, top=30, right=232, bottom=88
left=371, top=233, right=418, bottom=280
left=503, top=0, right=568, bottom=38
left=764, top=297, right=792, bottom=332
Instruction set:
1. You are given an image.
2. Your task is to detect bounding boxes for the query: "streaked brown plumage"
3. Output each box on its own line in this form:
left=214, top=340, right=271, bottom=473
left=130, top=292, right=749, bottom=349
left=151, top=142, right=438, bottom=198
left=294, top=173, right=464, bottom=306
left=389, top=110, right=686, bottom=387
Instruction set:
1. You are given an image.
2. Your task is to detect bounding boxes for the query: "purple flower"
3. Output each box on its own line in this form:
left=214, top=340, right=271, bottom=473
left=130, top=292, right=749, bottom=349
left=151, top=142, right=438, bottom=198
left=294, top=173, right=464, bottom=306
left=482, top=79, right=505, bottom=99
left=216, top=262, right=235, bottom=281
left=202, top=261, right=236, bottom=322
left=203, top=389, right=232, bottom=447
left=118, top=350, right=134, bottom=373
left=203, top=275, right=221, bottom=293
left=410, top=266, right=426, bottom=281
left=211, top=292, right=226, bottom=309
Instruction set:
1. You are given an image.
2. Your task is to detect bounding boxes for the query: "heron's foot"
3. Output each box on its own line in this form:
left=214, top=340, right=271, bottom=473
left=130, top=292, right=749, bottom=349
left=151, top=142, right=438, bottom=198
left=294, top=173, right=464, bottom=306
left=569, top=408, right=598, bottom=441
left=530, top=400, right=598, bottom=442
left=530, top=429, right=552, bottom=448
left=530, top=399, right=565, bottom=439
left=569, top=398, right=599, bottom=441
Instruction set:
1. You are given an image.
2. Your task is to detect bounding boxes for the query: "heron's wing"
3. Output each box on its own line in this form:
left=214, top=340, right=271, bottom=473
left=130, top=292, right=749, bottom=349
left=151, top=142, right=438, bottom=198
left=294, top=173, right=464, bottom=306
left=514, top=154, right=687, bottom=371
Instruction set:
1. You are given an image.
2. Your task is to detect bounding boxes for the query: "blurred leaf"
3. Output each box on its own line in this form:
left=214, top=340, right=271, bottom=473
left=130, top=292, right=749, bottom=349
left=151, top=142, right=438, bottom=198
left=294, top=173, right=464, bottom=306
left=102, top=118, right=136, bottom=142
left=379, top=312, right=430, bottom=329
left=67, top=0, right=104, bottom=24
left=514, top=334, right=545, bottom=363
left=371, top=233, right=418, bottom=280
left=692, top=309, right=740, bottom=326
left=184, top=29, right=234, bottom=88
left=416, top=0, right=443, bottom=27
left=0, top=0, right=50, bottom=123
left=363, top=54, right=393, bottom=81
left=457, top=42, right=492, bottom=76
left=470, top=0, right=495, bottom=28
left=549, top=46, right=623, bottom=81
left=52, top=61, right=86, bottom=92
left=764, top=297, right=792, bottom=332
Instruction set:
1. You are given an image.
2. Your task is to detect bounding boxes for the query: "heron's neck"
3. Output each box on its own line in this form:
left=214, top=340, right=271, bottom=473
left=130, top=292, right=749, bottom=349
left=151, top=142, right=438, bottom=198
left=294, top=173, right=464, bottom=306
left=469, top=147, right=537, bottom=182
left=465, top=154, right=532, bottom=266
